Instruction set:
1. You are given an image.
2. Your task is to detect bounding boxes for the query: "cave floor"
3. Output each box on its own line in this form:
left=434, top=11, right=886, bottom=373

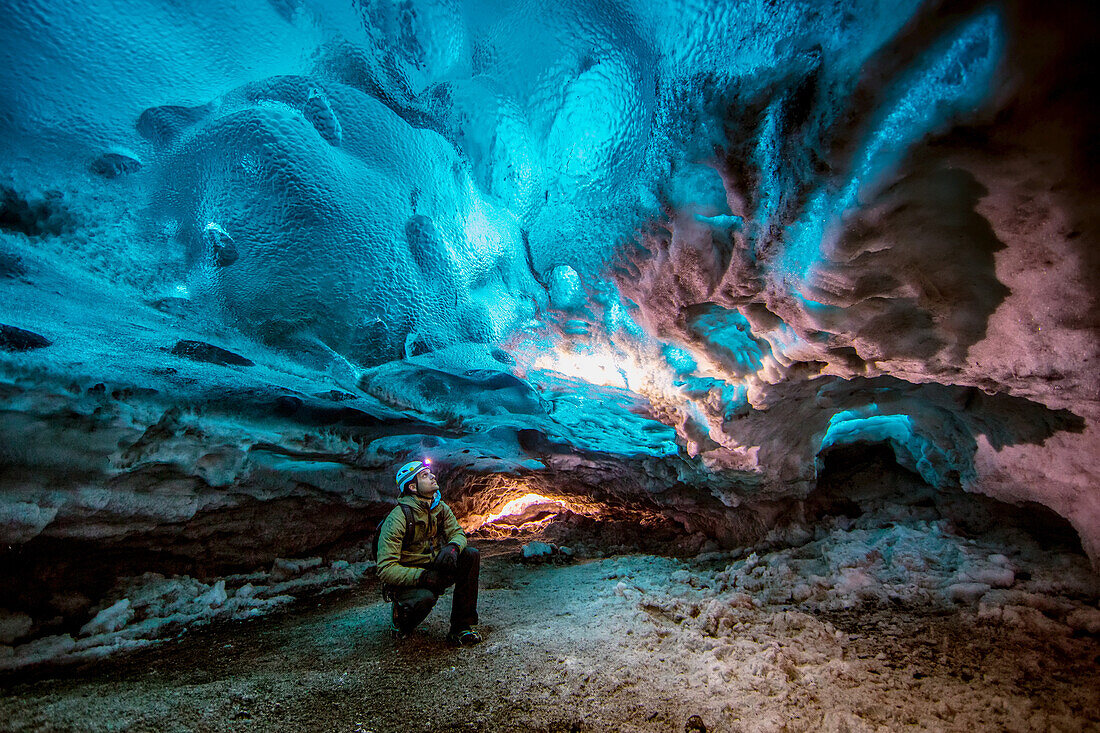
left=2, top=551, right=1099, bottom=733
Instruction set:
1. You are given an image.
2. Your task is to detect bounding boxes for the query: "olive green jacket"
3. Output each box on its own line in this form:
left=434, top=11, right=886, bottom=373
left=376, top=492, right=467, bottom=586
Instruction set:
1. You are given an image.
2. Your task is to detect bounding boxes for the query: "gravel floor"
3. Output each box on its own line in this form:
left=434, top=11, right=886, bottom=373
left=2, top=551, right=1099, bottom=733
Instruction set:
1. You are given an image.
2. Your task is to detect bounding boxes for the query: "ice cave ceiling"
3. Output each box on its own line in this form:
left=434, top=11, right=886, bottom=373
left=0, top=0, right=1097, bottom=581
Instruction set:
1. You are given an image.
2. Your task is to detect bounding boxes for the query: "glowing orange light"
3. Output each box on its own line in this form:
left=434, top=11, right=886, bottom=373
left=483, top=492, right=560, bottom=525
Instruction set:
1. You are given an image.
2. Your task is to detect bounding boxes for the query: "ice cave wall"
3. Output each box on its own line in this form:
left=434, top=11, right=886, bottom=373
left=0, top=0, right=1098, bottom=597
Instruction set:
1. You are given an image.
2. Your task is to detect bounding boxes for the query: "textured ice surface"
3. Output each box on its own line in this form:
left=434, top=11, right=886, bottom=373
left=0, top=0, right=947, bottom=357
left=1, top=0, right=1098, bottom=567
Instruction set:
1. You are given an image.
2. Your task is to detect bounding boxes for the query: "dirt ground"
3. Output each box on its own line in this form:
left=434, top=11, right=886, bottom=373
left=2, top=546, right=1099, bottom=733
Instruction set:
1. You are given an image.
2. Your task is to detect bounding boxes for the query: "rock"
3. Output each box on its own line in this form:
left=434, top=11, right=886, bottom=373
left=50, top=591, right=92, bottom=616
left=80, top=599, right=133, bottom=636
left=0, top=500, right=58, bottom=543
left=521, top=541, right=555, bottom=561
left=999, top=605, right=1073, bottom=635
left=685, top=714, right=707, bottom=733
left=548, top=265, right=583, bottom=310
left=0, top=610, right=33, bottom=645
left=169, top=340, right=254, bottom=367
left=1065, top=606, right=1100, bottom=634
left=613, top=581, right=641, bottom=600
left=947, top=582, right=991, bottom=604
left=698, top=540, right=721, bottom=555
left=0, top=324, right=51, bottom=352
left=90, top=150, right=142, bottom=178
left=490, top=348, right=515, bottom=365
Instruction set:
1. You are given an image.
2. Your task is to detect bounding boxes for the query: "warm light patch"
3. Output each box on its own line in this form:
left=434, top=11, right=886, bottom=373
left=463, top=487, right=603, bottom=536
left=483, top=492, right=561, bottom=525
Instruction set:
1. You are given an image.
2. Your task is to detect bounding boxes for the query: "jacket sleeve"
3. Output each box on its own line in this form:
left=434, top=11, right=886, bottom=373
left=440, top=504, right=468, bottom=552
left=376, top=507, right=427, bottom=586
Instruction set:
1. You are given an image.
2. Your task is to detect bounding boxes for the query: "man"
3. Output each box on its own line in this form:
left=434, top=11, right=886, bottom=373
left=376, top=459, right=482, bottom=645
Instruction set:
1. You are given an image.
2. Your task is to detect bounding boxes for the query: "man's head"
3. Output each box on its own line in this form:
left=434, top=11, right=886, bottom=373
left=395, top=460, right=438, bottom=498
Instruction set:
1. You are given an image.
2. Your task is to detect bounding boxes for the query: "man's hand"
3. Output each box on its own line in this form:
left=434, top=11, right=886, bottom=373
left=434, top=543, right=460, bottom=571
left=418, top=569, right=444, bottom=592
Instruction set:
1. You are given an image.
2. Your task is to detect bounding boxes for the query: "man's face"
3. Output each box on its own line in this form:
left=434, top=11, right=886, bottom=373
left=413, top=469, right=438, bottom=498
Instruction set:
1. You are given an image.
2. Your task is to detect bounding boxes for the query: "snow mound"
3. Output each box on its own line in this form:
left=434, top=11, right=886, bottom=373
left=615, top=515, right=1098, bottom=647
left=1, top=558, right=375, bottom=672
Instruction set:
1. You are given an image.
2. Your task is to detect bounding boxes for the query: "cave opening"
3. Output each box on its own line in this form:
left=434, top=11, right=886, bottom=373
left=812, top=442, right=1088, bottom=557
left=473, top=492, right=571, bottom=534
left=811, top=442, right=924, bottom=519
left=447, top=471, right=694, bottom=559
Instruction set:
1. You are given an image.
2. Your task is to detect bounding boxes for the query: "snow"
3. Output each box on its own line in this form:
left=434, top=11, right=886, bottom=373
left=947, top=583, right=991, bottom=604
left=5, top=501, right=1096, bottom=683
left=592, top=509, right=1100, bottom=654
left=957, top=566, right=1015, bottom=588
left=271, top=557, right=323, bottom=581
left=194, top=580, right=227, bottom=610
left=2, top=516, right=1099, bottom=730
left=79, top=599, right=133, bottom=636
left=0, top=559, right=375, bottom=672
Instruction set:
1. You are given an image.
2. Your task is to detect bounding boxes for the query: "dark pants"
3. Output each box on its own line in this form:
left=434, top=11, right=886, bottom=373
left=389, top=546, right=480, bottom=634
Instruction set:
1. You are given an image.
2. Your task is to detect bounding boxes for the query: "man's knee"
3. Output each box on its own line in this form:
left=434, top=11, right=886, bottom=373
left=398, top=587, right=437, bottom=612
left=459, top=546, right=480, bottom=570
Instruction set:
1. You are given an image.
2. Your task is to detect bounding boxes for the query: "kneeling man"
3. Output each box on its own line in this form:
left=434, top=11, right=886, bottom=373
left=377, top=460, right=481, bottom=645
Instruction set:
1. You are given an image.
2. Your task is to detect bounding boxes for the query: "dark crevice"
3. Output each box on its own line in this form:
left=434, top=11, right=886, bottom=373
left=0, top=499, right=386, bottom=625
left=0, top=185, right=76, bottom=238
left=809, top=441, right=1086, bottom=556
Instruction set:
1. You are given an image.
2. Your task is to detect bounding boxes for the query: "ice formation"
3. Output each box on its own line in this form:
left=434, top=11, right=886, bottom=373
left=0, top=0, right=1098, bottom=672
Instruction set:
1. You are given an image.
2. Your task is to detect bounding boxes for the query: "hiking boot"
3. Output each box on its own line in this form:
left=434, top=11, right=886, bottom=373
left=391, top=603, right=411, bottom=639
left=447, top=627, right=482, bottom=646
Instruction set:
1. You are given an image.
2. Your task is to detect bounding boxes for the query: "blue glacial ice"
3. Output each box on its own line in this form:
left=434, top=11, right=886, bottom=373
left=2, top=0, right=1069, bottom=500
